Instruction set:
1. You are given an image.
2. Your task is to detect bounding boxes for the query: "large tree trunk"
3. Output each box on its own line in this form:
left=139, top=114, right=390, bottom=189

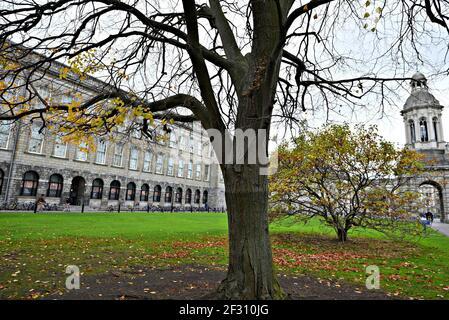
left=217, top=164, right=285, bottom=299
left=337, top=228, right=348, bottom=242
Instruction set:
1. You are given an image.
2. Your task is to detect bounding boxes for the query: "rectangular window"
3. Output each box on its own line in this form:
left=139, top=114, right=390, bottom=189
left=0, top=121, right=11, bottom=149
left=112, top=144, right=124, bottom=167
left=53, top=135, right=67, bottom=158
left=155, top=154, right=164, bottom=174
left=28, top=123, right=44, bottom=153
left=197, top=141, right=202, bottom=156
left=177, top=160, right=184, bottom=177
left=204, top=164, right=210, bottom=181
left=169, top=133, right=177, bottom=148
left=187, top=161, right=193, bottom=179
left=189, top=136, right=194, bottom=153
left=34, top=86, right=50, bottom=109
left=143, top=151, right=152, bottom=172
left=195, top=164, right=201, bottom=180
left=129, top=147, right=139, bottom=170
left=167, top=158, right=174, bottom=176
left=179, top=135, right=186, bottom=151
left=61, top=95, right=72, bottom=105
left=95, top=140, right=107, bottom=164
left=76, top=142, right=88, bottom=161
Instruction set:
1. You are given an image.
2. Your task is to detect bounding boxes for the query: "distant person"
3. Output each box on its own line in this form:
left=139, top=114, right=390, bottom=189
left=36, top=194, right=46, bottom=212
left=64, top=198, right=71, bottom=212
left=426, top=211, right=434, bottom=224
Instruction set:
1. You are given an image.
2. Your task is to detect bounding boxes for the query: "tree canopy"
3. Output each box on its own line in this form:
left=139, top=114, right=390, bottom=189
left=270, top=124, right=426, bottom=241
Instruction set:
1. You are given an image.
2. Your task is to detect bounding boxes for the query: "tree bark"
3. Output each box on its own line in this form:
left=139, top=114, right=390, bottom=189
left=217, top=164, right=285, bottom=299
left=337, top=228, right=348, bottom=242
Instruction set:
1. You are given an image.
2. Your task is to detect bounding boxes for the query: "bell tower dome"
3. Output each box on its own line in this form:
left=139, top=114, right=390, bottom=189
left=401, top=72, right=445, bottom=151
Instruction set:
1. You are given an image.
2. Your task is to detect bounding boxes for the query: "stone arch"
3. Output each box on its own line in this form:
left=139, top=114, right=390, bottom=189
left=69, top=176, right=86, bottom=205
left=418, top=180, right=445, bottom=222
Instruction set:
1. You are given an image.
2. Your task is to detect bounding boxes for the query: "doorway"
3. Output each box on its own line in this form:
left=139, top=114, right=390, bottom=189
left=70, top=176, right=86, bottom=205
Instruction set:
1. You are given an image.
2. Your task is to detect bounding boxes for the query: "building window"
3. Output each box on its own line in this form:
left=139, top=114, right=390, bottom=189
left=165, top=186, right=173, bottom=203
left=169, top=132, right=177, bottom=148
left=129, top=146, right=139, bottom=170
left=20, top=171, right=39, bottom=196
left=153, top=185, right=161, bottom=202
left=189, top=136, right=194, bottom=153
left=433, top=117, right=439, bottom=141
left=204, top=165, right=210, bottom=181
left=202, top=190, right=208, bottom=205
left=0, top=169, right=3, bottom=195
left=409, top=120, right=416, bottom=143
left=143, top=151, right=152, bottom=172
left=91, top=178, right=104, bottom=199
left=195, top=164, right=201, bottom=180
left=47, top=174, right=63, bottom=197
left=179, top=135, right=186, bottom=151
left=140, top=184, right=149, bottom=201
left=197, top=141, right=202, bottom=156
left=420, top=119, right=428, bottom=142
left=187, top=161, right=193, bottom=179
left=109, top=180, right=121, bottom=200
left=194, top=189, right=201, bottom=204
left=177, top=160, right=184, bottom=177
left=167, top=158, right=174, bottom=176
left=209, top=144, right=214, bottom=158
left=95, top=140, right=107, bottom=164
left=155, top=154, right=164, bottom=174
left=0, top=121, right=11, bottom=149
left=53, top=135, right=67, bottom=158
left=28, top=123, right=44, bottom=153
left=112, top=144, right=124, bottom=167
left=185, top=189, right=192, bottom=204
left=126, top=182, right=136, bottom=201
left=175, top=187, right=182, bottom=203
left=76, top=142, right=88, bottom=161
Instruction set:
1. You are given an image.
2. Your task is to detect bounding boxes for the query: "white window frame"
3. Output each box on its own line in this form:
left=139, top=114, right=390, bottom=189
left=112, top=143, right=124, bottom=167
left=53, top=135, right=67, bottom=158
left=0, top=121, right=11, bottom=149
left=169, top=132, right=177, bottom=148
left=28, top=123, right=44, bottom=154
left=129, top=146, right=139, bottom=170
left=195, top=164, right=201, bottom=180
left=155, top=154, right=164, bottom=174
left=204, top=164, right=210, bottom=181
left=95, top=139, right=107, bottom=164
left=177, top=159, right=184, bottom=178
left=167, top=157, right=174, bottom=176
left=75, top=142, right=88, bottom=162
left=189, top=136, right=194, bottom=153
left=143, top=150, right=153, bottom=172
left=187, top=160, right=193, bottom=179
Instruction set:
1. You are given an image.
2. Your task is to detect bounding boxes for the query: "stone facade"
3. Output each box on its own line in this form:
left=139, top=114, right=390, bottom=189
left=0, top=58, right=226, bottom=211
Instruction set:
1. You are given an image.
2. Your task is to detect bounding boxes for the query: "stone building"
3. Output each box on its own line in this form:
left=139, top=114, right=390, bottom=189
left=0, top=56, right=226, bottom=211
left=402, top=72, right=449, bottom=223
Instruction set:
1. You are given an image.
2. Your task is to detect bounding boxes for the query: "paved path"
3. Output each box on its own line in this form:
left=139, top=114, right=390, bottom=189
left=431, top=220, right=449, bottom=237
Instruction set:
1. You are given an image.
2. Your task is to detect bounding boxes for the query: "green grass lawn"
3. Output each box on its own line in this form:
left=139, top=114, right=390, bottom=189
left=0, top=212, right=448, bottom=299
